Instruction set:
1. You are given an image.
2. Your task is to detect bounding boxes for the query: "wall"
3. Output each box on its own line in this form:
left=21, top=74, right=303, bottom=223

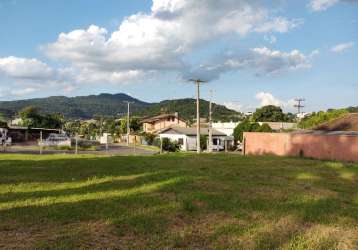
left=244, top=132, right=358, bottom=162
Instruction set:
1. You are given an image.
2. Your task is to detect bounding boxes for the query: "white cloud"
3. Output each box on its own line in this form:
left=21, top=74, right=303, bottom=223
left=256, top=92, right=283, bottom=107
left=330, top=42, right=355, bottom=53
left=224, top=102, right=242, bottom=112
left=264, top=35, right=277, bottom=44
left=0, top=56, right=53, bottom=81
left=255, top=92, right=296, bottom=111
left=185, top=47, right=317, bottom=81
left=308, top=0, right=358, bottom=11
left=0, top=0, right=309, bottom=99
left=309, top=0, right=340, bottom=11
left=10, top=87, right=36, bottom=97
left=42, top=0, right=302, bottom=85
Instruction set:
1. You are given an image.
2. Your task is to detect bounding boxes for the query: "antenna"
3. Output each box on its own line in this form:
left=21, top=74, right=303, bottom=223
left=294, top=98, right=305, bottom=114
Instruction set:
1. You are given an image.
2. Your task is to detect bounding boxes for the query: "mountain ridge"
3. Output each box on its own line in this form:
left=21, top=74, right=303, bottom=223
left=0, top=93, right=240, bottom=122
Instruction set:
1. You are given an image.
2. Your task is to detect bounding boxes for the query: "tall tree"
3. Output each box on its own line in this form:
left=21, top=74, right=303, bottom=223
left=252, top=105, right=287, bottom=122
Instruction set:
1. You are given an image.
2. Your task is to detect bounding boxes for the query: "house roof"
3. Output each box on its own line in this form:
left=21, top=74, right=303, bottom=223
left=141, top=113, right=186, bottom=124
left=314, top=113, right=358, bottom=132
left=159, top=126, right=226, bottom=136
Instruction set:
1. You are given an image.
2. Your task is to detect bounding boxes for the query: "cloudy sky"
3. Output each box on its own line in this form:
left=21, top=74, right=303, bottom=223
left=0, top=0, right=357, bottom=112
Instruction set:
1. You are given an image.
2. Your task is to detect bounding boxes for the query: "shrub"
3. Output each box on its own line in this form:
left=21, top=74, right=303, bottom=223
left=142, top=133, right=156, bottom=145
left=298, top=109, right=348, bottom=129
left=256, top=123, right=273, bottom=132
left=153, top=138, right=179, bottom=152
left=200, top=135, right=208, bottom=151
left=162, top=138, right=180, bottom=152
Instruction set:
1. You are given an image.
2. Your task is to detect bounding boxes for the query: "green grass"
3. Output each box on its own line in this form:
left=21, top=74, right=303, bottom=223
left=0, top=154, right=357, bottom=249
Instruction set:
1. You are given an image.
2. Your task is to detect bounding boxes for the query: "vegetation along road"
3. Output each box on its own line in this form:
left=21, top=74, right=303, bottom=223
left=0, top=154, right=357, bottom=249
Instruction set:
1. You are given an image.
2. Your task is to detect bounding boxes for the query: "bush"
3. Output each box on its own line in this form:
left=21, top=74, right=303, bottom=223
left=162, top=138, right=180, bottom=152
left=298, top=109, right=348, bottom=129
left=256, top=123, right=273, bottom=132
left=200, top=135, right=208, bottom=151
left=234, top=120, right=274, bottom=142
left=233, top=119, right=260, bottom=142
left=142, top=133, right=156, bottom=145
left=153, top=138, right=179, bottom=152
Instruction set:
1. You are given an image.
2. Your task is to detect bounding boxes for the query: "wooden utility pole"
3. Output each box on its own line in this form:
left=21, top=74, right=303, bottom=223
left=189, top=79, right=207, bottom=154
left=208, top=90, right=213, bottom=153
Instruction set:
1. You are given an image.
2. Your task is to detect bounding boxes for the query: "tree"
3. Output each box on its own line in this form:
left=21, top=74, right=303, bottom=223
left=233, top=119, right=260, bottom=142
left=19, top=106, right=42, bottom=127
left=234, top=120, right=274, bottom=142
left=252, top=105, right=287, bottom=122
left=119, top=118, right=141, bottom=134
left=256, top=123, right=273, bottom=132
left=0, top=113, right=7, bottom=127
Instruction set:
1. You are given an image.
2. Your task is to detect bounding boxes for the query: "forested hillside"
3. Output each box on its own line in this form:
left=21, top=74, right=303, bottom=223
left=0, top=93, right=241, bottom=122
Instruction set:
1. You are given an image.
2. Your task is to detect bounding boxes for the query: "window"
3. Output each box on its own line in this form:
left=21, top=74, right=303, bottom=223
left=178, top=138, right=184, bottom=145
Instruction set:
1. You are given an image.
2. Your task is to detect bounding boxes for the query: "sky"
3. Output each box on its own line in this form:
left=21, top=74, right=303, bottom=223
left=0, top=0, right=357, bottom=113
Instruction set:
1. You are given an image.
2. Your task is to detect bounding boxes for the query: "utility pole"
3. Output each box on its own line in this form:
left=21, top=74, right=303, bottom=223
left=124, top=101, right=134, bottom=146
left=208, top=90, right=213, bottom=153
left=189, top=79, right=207, bottom=154
left=294, top=98, right=305, bottom=114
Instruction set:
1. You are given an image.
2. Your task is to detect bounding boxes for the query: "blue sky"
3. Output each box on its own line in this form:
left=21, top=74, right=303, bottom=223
left=0, top=0, right=357, bottom=113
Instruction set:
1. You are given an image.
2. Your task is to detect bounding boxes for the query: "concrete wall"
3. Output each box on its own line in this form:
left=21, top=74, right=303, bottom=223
left=243, top=132, right=358, bottom=162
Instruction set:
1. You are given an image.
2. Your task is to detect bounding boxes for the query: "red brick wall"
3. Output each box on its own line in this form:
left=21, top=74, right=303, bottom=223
left=243, top=132, right=358, bottom=162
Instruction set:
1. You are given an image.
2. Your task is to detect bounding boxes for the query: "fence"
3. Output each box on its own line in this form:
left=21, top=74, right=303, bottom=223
left=243, top=132, right=358, bottom=162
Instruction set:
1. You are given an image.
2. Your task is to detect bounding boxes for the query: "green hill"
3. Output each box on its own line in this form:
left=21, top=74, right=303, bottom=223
left=0, top=93, right=240, bottom=122
left=137, top=98, right=242, bottom=122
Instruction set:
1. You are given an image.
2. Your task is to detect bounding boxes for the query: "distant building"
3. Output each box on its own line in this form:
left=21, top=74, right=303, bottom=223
left=296, top=112, right=311, bottom=120
left=141, top=113, right=187, bottom=134
left=259, top=122, right=297, bottom=131
left=212, top=122, right=240, bottom=136
left=158, top=127, right=229, bottom=151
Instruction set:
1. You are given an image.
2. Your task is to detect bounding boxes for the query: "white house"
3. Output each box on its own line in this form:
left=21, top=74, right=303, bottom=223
left=158, top=127, right=228, bottom=151
left=212, top=122, right=240, bottom=136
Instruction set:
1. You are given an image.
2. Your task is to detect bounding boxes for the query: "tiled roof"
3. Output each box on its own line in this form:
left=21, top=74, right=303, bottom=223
left=159, top=126, right=226, bottom=136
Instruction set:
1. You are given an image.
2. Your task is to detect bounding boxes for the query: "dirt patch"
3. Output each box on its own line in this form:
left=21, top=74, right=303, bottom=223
left=0, top=220, right=122, bottom=250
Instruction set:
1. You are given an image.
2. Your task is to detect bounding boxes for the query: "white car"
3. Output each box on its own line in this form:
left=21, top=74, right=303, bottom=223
left=43, top=134, right=71, bottom=146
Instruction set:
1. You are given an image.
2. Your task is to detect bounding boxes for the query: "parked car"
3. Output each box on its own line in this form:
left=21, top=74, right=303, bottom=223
left=43, top=133, right=71, bottom=147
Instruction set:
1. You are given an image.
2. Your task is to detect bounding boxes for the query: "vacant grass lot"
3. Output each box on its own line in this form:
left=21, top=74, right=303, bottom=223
left=0, top=154, right=357, bottom=249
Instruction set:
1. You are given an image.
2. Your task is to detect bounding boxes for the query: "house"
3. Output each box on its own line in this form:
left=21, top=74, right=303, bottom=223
left=212, top=122, right=240, bottom=136
left=141, top=113, right=187, bottom=134
left=158, top=127, right=229, bottom=151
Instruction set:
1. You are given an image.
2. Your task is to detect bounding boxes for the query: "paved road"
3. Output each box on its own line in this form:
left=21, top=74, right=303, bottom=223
left=0, top=144, right=158, bottom=156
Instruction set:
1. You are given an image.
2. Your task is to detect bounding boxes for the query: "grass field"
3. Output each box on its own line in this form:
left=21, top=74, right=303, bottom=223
left=0, top=154, right=357, bottom=249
